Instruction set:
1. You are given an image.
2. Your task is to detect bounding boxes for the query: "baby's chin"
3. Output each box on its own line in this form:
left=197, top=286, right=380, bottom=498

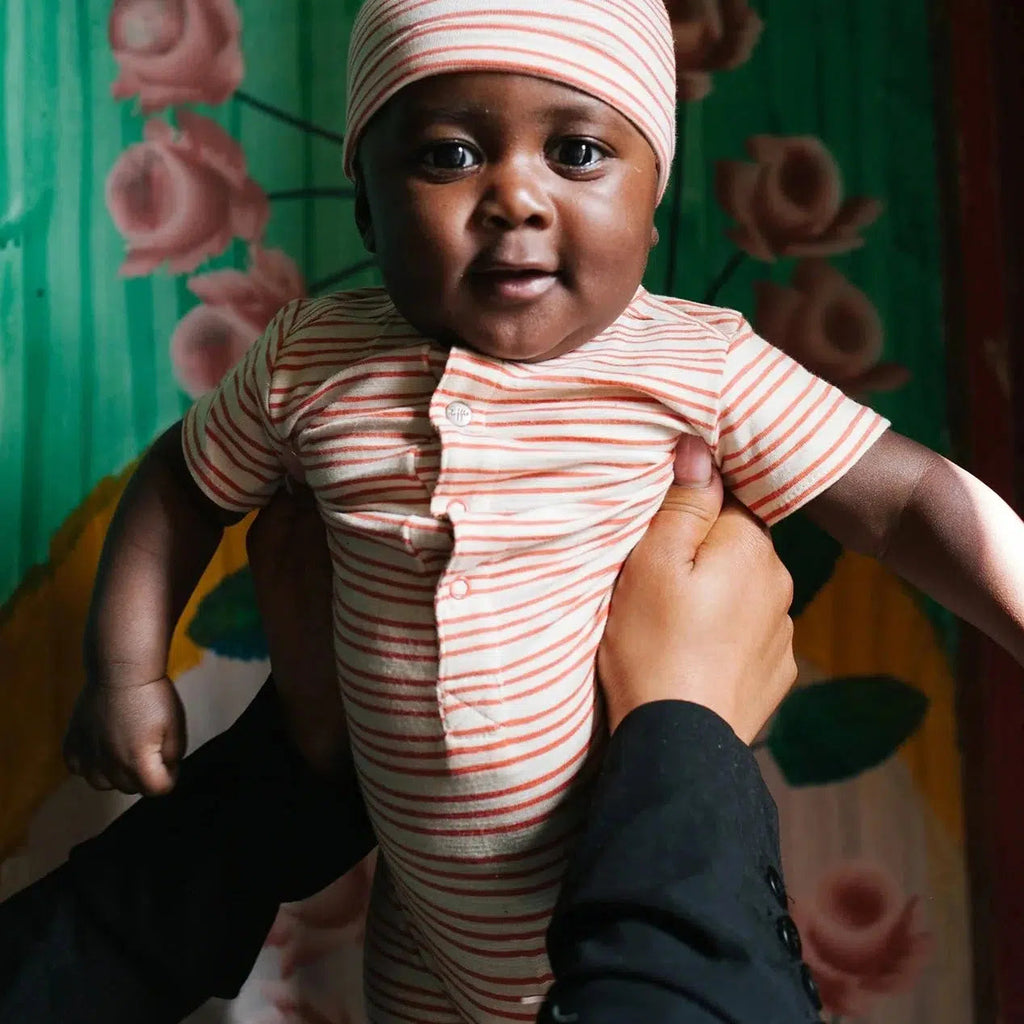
left=451, top=333, right=583, bottom=363
left=429, top=318, right=598, bottom=363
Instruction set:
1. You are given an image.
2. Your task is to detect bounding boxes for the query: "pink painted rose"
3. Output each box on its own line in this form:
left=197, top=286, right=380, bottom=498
left=109, top=0, right=244, bottom=113
left=170, top=245, right=305, bottom=396
left=665, top=0, right=764, bottom=102
left=716, top=135, right=883, bottom=261
left=793, top=861, right=932, bottom=1018
left=754, top=260, right=909, bottom=395
left=106, top=109, right=269, bottom=276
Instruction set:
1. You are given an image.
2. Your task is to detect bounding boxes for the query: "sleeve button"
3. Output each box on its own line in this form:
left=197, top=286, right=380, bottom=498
left=776, top=914, right=802, bottom=958
left=766, top=865, right=787, bottom=909
left=800, top=963, right=823, bottom=1010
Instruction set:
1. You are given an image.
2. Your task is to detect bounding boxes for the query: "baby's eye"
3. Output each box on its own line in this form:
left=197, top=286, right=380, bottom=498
left=420, top=142, right=480, bottom=171
left=550, top=139, right=607, bottom=170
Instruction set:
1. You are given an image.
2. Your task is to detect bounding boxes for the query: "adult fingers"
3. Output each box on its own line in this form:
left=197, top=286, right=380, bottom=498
left=641, top=436, right=726, bottom=566
left=694, top=497, right=775, bottom=567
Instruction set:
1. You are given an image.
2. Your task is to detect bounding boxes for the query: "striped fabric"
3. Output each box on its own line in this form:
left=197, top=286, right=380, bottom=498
left=182, top=288, right=887, bottom=1023
left=343, top=0, right=678, bottom=200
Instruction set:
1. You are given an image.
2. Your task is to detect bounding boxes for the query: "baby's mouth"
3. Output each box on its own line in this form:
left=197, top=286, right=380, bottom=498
left=468, top=262, right=562, bottom=304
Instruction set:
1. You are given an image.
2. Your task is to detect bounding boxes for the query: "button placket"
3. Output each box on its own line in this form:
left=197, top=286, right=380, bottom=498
left=428, top=347, right=486, bottom=518
left=429, top=345, right=505, bottom=734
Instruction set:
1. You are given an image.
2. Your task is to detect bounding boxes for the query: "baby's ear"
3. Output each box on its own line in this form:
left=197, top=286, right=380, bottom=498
left=353, top=166, right=376, bottom=253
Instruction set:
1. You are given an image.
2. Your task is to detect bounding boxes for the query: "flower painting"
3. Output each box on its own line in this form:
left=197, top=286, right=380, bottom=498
left=0, top=3, right=972, bottom=1024
left=109, top=0, right=245, bottom=111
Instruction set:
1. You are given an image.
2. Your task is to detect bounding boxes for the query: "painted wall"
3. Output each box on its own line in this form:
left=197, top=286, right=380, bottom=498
left=0, top=2, right=971, bottom=1022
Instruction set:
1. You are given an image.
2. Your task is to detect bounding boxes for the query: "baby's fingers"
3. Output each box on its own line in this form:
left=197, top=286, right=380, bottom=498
left=131, top=746, right=177, bottom=796
left=63, top=725, right=129, bottom=793
left=63, top=713, right=102, bottom=784
left=95, top=750, right=147, bottom=795
left=127, top=693, right=187, bottom=795
left=62, top=734, right=84, bottom=779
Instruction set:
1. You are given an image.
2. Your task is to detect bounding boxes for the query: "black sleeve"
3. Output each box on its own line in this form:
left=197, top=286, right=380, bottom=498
left=540, top=701, right=823, bottom=1024
left=0, top=678, right=376, bottom=1024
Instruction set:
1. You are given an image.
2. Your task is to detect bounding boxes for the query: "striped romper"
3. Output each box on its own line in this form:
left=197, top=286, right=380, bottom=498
left=183, top=285, right=888, bottom=1023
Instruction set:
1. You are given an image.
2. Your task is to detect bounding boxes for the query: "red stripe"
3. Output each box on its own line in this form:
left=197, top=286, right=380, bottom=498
left=349, top=6, right=671, bottom=125
left=721, top=378, right=830, bottom=469
left=729, top=392, right=849, bottom=492
left=749, top=408, right=877, bottom=515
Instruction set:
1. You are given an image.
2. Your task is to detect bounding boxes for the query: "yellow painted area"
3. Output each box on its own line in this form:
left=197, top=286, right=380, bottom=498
left=794, top=550, right=963, bottom=841
left=0, top=467, right=251, bottom=860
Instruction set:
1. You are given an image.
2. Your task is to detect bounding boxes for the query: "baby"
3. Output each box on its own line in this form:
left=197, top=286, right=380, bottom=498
left=67, top=1, right=1024, bottom=1022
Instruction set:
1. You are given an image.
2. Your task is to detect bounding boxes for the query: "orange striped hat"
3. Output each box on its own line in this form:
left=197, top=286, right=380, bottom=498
left=344, top=0, right=677, bottom=201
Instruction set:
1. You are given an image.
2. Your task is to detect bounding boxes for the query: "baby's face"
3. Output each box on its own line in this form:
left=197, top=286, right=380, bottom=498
left=356, top=72, right=660, bottom=363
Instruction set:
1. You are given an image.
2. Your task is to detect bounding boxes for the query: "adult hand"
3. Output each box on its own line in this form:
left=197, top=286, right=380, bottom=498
left=597, top=434, right=797, bottom=743
left=246, top=484, right=348, bottom=775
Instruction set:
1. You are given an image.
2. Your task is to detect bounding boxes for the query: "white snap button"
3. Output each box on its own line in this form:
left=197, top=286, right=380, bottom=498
left=450, top=578, right=470, bottom=599
left=447, top=500, right=467, bottom=516
left=445, top=400, right=472, bottom=426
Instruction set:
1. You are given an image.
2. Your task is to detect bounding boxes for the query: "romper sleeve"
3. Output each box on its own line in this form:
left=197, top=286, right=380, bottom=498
left=712, top=318, right=890, bottom=526
left=181, top=300, right=301, bottom=514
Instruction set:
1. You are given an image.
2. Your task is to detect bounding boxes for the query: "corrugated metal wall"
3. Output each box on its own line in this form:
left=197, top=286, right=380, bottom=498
left=0, top=0, right=946, bottom=607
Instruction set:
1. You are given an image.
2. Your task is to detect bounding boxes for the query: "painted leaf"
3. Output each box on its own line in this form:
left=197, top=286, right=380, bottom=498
left=187, top=566, right=268, bottom=661
left=771, top=511, right=843, bottom=617
left=767, top=675, right=929, bottom=787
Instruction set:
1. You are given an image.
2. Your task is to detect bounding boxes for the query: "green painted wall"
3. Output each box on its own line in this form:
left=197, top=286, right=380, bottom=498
left=1, top=0, right=946, bottom=612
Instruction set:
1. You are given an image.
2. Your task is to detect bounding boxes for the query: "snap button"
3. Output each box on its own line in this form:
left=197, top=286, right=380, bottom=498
left=766, top=865, right=787, bottom=910
left=776, top=914, right=802, bottom=959
left=447, top=500, right=467, bottom=516
left=450, top=578, right=470, bottom=599
left=445, top=400, right=472, bottom=426
left=800, top=963, right=823, bottom=1010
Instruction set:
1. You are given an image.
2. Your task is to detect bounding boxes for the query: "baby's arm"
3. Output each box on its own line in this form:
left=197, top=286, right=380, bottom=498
left=65, top=422, right=244, bottom=795
left=804, top=429, right=1024, bottom=665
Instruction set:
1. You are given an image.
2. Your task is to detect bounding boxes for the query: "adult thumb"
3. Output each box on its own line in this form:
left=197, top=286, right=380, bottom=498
left=643, top=435, right=725, bottom=562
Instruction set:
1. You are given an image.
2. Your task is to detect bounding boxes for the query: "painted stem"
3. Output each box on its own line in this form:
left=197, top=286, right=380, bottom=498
left=703, top=250, right=746, bottom=305
left=310, top=259, right=377, bottom=294
left=267, top=188, right=356, bottom=201
left=235, top=90, right=346, bottom=147
left=663, top=104, right=688, bottom=296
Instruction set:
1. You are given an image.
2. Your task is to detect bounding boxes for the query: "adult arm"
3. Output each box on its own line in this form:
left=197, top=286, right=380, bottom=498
left=542, top=436, right=820, bottom=1023
left=0, top=680, right=375, bottom=1024
left=543, top=702, right=820, bottom=1024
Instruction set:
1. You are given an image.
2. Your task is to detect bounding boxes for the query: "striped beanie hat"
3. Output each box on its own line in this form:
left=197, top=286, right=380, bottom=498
left=344, top=0, right=678, bottom=201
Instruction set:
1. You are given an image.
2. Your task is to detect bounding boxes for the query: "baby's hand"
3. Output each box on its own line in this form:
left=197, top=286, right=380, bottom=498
left=63, top=677, right=186, bottom=795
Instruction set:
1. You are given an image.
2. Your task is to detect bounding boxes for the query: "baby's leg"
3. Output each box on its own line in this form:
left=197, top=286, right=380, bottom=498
left=363, top=859, right=464, bottom=1024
